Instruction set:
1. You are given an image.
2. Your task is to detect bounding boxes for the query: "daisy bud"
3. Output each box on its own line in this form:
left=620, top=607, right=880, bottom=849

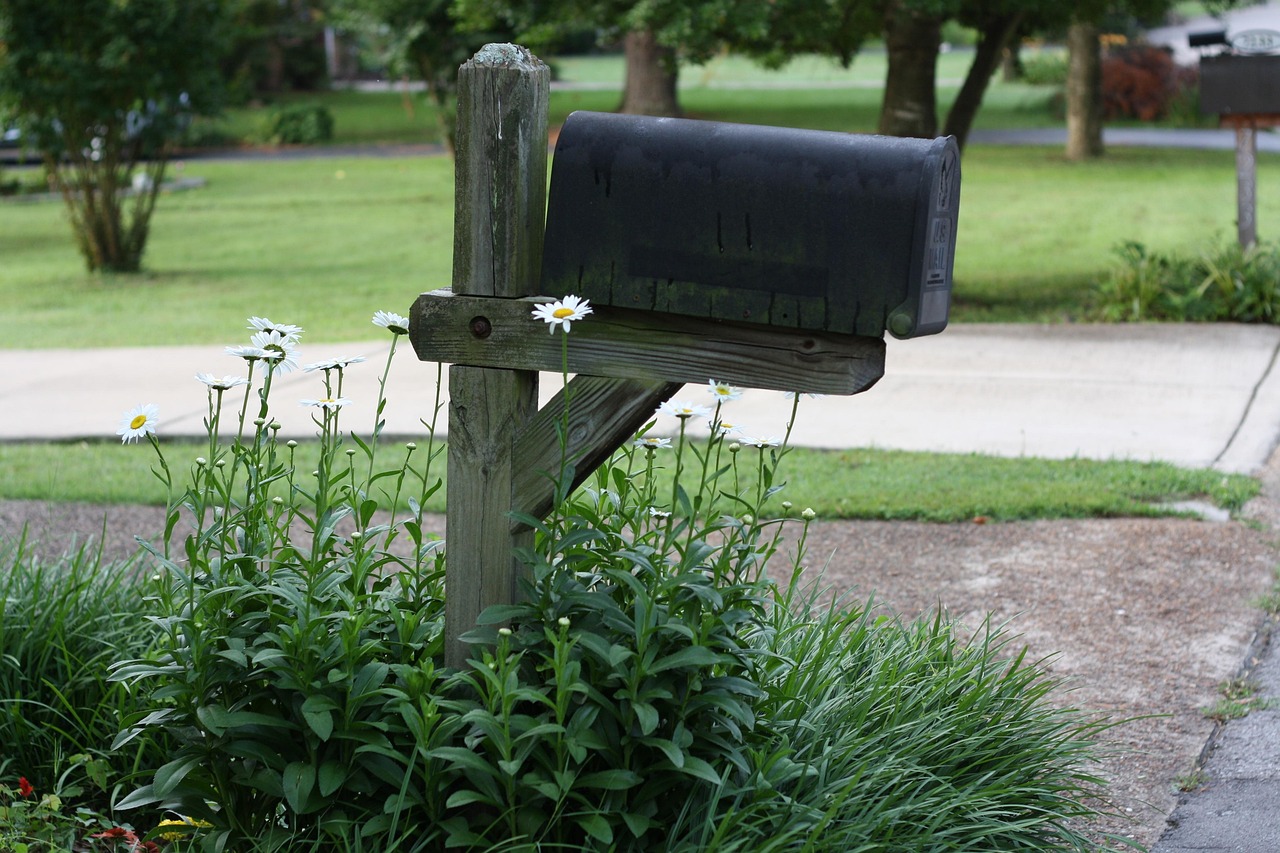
left=498, top=627, right=513, bottom=637
left=802, top=507, right=816, bottom=520
left=558, top=617, right=571, bottom=628
left=254, top=418, right=266, bottom=427
left=406, top=442, right=417, bottom=450
left=346, top=448, right=356, bottom=457
left=215, top=459, right=226, bottom=468
left=742, top=514, right=754, bottom=525
left=782, top=501, right=793, bottom=510
left=272, top=496, right=284, bottom=505
left=287, top=440, right=298, bottom=448
left=269, top=421, right=281, bottom=431
left=729, top=442, right=741, bottom=454
left=196, top=457, right=207, bottom=467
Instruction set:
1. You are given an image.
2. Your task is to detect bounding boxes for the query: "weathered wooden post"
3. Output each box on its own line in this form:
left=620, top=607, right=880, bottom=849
left=442, top=44, right=548, bottom=668
left=411, top=44, right=959, bottom=670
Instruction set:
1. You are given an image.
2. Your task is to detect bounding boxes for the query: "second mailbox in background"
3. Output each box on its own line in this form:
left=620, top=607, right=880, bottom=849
left=540, top=111, right=960, bottom=340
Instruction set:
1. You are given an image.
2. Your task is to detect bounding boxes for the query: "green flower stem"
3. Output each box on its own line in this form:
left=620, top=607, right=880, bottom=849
left=367, top=335, right=400, bottom=483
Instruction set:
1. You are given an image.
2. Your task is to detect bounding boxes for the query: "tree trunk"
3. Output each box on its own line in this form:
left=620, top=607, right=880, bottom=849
left=1066, top=21, right=1104, bottom=160
left=619, top=29, right=680, bottom=116
left=1001, top=38, right=1024, bottom=82
left=942, top=13, right=1023, bottom=151
left=877, top=5, right=942, bottom=138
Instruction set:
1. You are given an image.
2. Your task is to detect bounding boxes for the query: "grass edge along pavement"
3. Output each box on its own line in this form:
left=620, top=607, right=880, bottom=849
left=0, top=439, right=1258, bottom=523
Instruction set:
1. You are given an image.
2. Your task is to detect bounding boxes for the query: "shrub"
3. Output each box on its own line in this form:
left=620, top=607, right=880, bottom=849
left=1096, top=239, right=1280, bottom=323
left=260, top=103, right=336, bottom=145
left=1101, top=45, right=1197, bottom=122
left=108, top=309, right=1129, bottom=850
left=1020, top=50, right=1069, bottom=86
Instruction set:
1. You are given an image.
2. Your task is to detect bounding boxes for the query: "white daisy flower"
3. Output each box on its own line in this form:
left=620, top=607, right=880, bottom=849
left=304, top=355, right=366, bottom=372
left=226, top=344, right=271, bottom=361
left=300, top=397, right=352, bottom=410
left=531, top=295, right=593, bottom=334
left=743, top=435, right=781, bottom=448
left=195, top=373, right=249, bottom=390
left=251, top=330, right=300, bottom=374
left=372, top=310, right=410, bottom=336
left=634, top=436, right=672, bottom=450
left=784, top=391, right=824, bottom=400
left=247, top=317, right=303, bottom=341
left=658, top=400, right=711, bottom=420
left=707, top=380, right=743, bottom=402
left=711, top=419, right=743, bottom=436
left=648, top=507, right=671, bottom=519
left=117, top=403, right=159, bottom=444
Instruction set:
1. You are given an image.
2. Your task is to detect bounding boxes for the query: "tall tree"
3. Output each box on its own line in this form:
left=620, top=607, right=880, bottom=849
left=878, top=3, right=943, bottom=137
left=1065, top=19, right=1105, bottom=160
left=0, top=0, right=227, bottom=273
left=459, top=0, right=773, bottom=117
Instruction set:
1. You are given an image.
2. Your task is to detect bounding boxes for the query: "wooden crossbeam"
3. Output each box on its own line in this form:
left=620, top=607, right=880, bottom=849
left=411, top=290, right=886, bottom=396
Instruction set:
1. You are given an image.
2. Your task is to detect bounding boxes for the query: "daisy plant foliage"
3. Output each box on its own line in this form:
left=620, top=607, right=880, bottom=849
left=96, top=304, right=1127, bottom=851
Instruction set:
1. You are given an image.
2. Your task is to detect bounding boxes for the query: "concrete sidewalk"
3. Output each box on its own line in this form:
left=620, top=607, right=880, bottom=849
left=4, top=322, right=1280, bottom=473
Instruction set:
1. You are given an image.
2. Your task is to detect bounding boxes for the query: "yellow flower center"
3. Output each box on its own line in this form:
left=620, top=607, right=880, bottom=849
left=129, top=414, right=147, bottom=430
left=553, top=307, right=575, bottom=319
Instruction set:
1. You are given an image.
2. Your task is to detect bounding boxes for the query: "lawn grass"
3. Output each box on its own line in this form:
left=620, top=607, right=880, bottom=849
left=0, top=439, right=1256, bottom=522
left=2, top=144, right=1274, bottom=344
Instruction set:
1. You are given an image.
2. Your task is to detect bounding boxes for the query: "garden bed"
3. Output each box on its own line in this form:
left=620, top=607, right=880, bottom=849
left=4, top=469, right=1276, bottom=848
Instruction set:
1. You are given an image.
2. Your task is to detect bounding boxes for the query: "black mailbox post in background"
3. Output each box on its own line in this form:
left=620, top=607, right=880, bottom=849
left=1198, top=31, right=1280, bottom=248
left=541, top=112, right=960, bottom=340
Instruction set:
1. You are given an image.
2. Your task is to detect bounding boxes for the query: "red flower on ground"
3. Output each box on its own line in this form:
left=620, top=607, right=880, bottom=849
left=17, top=776, right=33, bottom=797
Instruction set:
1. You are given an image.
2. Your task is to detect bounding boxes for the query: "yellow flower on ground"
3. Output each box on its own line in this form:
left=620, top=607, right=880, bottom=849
left=156, top=816, right=212, bottom=842
left=116, top=404, right=158, bottom=444
left=532, top=294, right=593, bottom=334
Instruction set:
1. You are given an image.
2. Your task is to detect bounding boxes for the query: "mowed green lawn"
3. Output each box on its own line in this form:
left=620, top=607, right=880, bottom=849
left=1, top=143, right=1274, bottom=346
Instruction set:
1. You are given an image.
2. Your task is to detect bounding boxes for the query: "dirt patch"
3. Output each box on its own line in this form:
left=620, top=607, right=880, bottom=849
left=4, top=472, right=1278, bottom=848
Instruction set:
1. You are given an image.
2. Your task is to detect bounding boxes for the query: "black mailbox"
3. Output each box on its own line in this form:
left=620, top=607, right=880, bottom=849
left=1200, top=54, right=1280, bottom=115
left=540, top=111, right=960, bottom=339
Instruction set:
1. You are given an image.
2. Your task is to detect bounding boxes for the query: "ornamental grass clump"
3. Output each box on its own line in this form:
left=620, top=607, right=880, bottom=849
left=0, top=535, right=158, bottom=812
left=105, top=303, right=1130, bottom=851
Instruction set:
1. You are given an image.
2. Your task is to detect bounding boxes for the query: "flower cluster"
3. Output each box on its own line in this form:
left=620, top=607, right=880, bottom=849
left=89, top=826, right=159, bottom=853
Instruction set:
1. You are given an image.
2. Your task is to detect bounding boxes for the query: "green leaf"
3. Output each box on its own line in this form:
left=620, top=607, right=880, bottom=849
left=679, top=755, right=724, bottom=785
left=649, top=646, right=723, bottom=673
left=576, top=813, right=614, bottom=845
left=632, top=701, right=660, bottom=736
left=304, top=709, right=334, bottom=741
left=153, top=754, right=204, bottom=797
left=114, top=784, right=161, bottom=811
left=446, top=789, right=499, bottom=809
left=283, top=762, right=317, bottom=813
left=621, top=812, right=655, bottom=838
left=318, top=761, right=347, bottom=796
left=577, top=769, right=641, bottom=791
left=196, top=705, right=298, bottom=736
